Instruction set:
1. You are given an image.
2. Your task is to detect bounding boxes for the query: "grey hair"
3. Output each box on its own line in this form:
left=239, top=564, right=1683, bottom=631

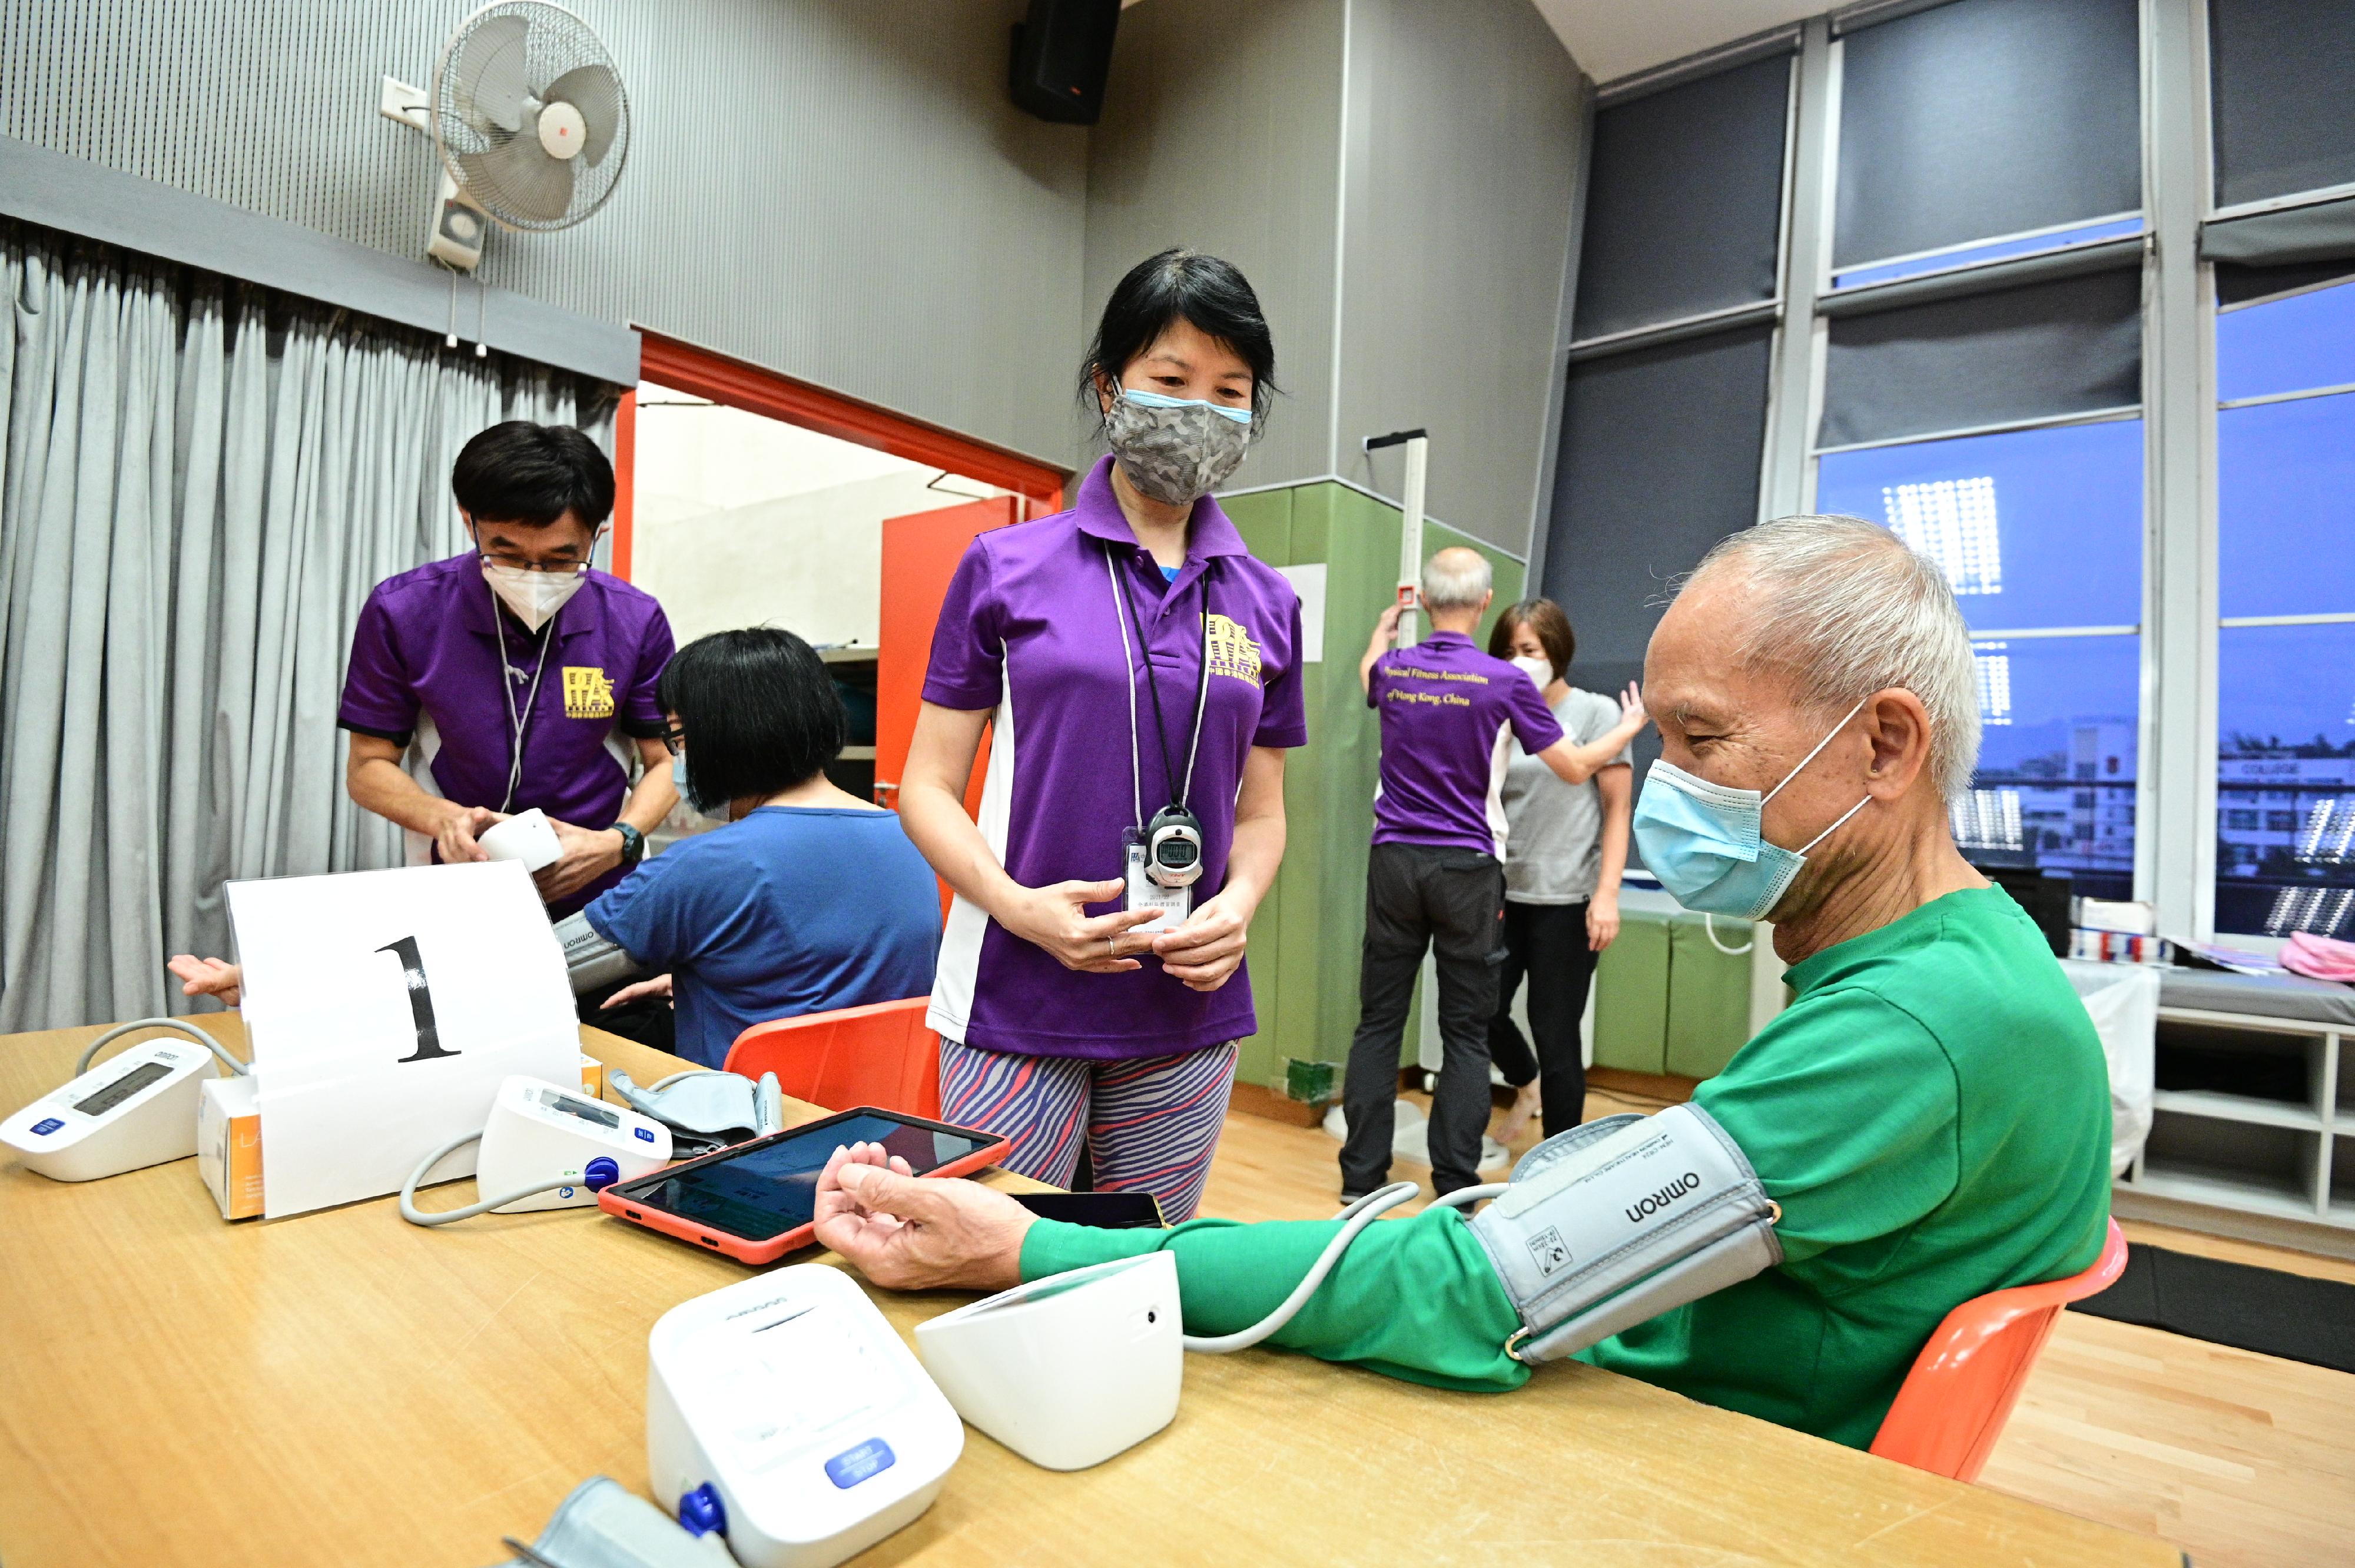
left=1686, top=514, right=1982, bottom=800
left=1421, top=547, right=1492, bottom=613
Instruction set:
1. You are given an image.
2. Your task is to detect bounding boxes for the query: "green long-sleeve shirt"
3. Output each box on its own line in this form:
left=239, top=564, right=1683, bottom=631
left=1020, top=886, right=2112, bottom=1447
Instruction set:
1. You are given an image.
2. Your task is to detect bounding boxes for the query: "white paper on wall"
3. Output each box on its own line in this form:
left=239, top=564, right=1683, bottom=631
left=1275, top=562, right=1326, bottom=663
left=227, top=861, right=579, bottom=1218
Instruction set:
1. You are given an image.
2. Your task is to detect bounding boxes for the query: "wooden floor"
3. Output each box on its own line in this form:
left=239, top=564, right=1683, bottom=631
left=1195, top=1091, right=2355, bottom=1568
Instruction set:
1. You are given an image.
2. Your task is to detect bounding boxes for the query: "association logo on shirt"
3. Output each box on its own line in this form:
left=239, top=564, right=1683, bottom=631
left=562, top=666, right=616, bottom=720
left=1203, top=613, right=1262, bottom=688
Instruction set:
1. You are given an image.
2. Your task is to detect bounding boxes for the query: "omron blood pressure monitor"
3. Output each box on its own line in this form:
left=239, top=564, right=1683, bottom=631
left=648, top=1265, right=964, bottom=1568
left=2, top=1021, right=243, bottom=1182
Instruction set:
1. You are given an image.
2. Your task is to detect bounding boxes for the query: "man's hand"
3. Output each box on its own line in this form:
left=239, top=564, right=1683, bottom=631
left=1000, top=879, right=1165, bottom=974
left=535, top=819, right=624, bottom=901
left=167, top=955, right=243, bottom=1006
left=601, top=974, right=673, bottom=1009
left=1369, top=601, right=1404, bottom=648
left=1586, top=894, right=1621, bottom=952
left=434, top=802, right=500, bottom=866
left=1152, top=888, right=1251, bottom=991
left=812, top=1141, right=1034, bottom=1293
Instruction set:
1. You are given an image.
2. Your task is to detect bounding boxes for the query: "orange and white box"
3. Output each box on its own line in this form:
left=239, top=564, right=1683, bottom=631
left=200, top=1052, right=609, bottom=1221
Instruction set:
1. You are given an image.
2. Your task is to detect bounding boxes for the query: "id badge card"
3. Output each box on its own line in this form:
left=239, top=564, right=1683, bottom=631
left=1121, top=828, right=1190, bottom=936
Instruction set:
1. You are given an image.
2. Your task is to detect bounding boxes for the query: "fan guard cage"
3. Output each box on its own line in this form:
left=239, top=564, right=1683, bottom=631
left=432, top=0, right=630, bottom=232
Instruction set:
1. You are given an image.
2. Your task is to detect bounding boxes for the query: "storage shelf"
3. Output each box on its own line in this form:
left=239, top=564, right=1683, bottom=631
left=819, top=646, right=877, bottom=665
left=2149, top=1088, right=2324, bottom=1131
left=2125, top=1164, right=2330, bottom=1225
left=838, top=746, right=876, bottom=761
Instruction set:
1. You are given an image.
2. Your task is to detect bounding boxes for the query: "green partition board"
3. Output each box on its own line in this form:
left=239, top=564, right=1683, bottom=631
left=1592, top=907, right=1670, bottom=1073
left=1664, top=915, right=1754, bottom=1080
left=1224, top=481, right=1524, bottom=1092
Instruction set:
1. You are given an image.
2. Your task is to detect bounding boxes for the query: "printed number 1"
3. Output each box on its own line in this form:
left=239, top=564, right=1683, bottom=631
left=377, top=935, right=457, bottom=1063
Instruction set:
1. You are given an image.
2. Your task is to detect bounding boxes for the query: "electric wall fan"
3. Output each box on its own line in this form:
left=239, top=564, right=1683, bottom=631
left=380, top=1, right=630, bottom=271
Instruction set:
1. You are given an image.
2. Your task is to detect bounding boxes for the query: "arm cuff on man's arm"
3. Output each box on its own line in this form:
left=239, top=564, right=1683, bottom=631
left=1020, top=1211, right=1529, bottom=1393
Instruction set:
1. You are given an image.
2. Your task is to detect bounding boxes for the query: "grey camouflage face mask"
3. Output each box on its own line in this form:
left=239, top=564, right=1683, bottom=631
left=1102, top=388, right=1253, bottom=506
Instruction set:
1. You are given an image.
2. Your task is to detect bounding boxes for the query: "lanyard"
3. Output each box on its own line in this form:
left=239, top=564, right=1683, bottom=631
left=492, top=576, right=557, bottom=813
left=1103, top=544, right=1213, bottom=830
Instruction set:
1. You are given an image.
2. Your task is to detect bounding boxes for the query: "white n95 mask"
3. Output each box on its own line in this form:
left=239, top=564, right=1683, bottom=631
left=1102, top=387, right=1253, bottom=506
left=1630, top=697, right=1872, bottom=921
left=1510, top=655, right=1554, bottom=687
left=482, top=559, right=587, bottom=632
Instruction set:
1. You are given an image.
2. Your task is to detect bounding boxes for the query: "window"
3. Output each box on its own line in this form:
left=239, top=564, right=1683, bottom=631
left=1833, top=0, right=2140, bottom=275
left=2214, top=265, right=2355, bottom=937
left=2209, top=0, right=2355, bottom=208
left=1820, top=426, right=2142, bottom=899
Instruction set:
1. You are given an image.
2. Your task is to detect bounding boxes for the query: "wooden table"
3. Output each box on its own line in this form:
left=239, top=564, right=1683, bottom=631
left=0, top=1016, right=2181, bottom=1567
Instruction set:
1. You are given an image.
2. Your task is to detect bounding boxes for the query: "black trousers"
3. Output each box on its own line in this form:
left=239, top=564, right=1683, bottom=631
left=1487, top=899, right=1597, bottom=1141
left=1340, top=842, right=1505, bottom=1197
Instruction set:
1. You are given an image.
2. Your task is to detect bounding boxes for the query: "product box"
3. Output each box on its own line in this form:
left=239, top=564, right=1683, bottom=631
left=200, top=1052, right=609, bottom=1222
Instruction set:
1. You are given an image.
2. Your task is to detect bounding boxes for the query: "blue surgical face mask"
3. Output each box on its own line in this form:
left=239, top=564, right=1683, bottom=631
left=670, top=752, right=728, bottom=822
left=1631, top=697, right=1873, bottom=920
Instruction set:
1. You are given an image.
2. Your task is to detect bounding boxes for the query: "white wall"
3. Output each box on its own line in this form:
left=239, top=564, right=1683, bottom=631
left=629, top=387, right=989, bottom=647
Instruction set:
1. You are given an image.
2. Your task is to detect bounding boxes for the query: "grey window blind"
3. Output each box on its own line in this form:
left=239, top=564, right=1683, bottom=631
left=2216, top=256, right=2355, bottom=310
left=2211, top=0, right=2355, bottom=207
left=1542, top=325, right=1775, bottom=668
left=1573, top=57, right=1789, bottom=341
left=1834, top=0, right=2141, bottom=268
left=1819, top=268, right=2142, bottom=447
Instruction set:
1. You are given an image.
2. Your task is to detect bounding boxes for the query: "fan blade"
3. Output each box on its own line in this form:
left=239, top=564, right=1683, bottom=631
left=455, top=13, right=530, bottom=134
left=543, top=63, right=622, bottom=167
left=460, top=131, right=576, bottom=223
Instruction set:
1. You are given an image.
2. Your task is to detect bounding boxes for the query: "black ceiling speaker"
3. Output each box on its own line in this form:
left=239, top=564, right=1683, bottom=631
left=1009, top=0, right=1122, bottom=125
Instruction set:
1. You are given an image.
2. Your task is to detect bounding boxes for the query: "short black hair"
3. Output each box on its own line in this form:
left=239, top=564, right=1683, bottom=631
left=656, top=628, right=845, bottom=810
left=1079, top=248, right=1279, bottom=423
left=450, top=421, right=616, bottom=530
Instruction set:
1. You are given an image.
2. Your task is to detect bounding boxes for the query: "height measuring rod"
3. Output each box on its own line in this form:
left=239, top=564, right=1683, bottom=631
left=1364, top=428, right=1429, bottom=647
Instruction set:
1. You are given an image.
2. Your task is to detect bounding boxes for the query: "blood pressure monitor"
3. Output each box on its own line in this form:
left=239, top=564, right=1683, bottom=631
left=647, top=1265, right=964, bottom=1568
left=1, top=1035, right=223, bottom=1182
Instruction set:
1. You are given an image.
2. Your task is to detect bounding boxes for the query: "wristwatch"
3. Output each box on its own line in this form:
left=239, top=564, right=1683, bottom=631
left=612, top=822, right=645, bottom=867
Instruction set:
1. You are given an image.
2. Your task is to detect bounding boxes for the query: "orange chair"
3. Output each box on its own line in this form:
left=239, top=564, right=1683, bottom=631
left=722, top=997, right=942, bottom=1119
left=1869, top=1218, right=2130, bottom=1482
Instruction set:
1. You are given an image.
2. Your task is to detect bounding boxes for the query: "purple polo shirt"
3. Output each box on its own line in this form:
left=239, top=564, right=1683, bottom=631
left=921, top=456, right=1309, bottom=1060
left=339, top=552, right=674, bottom=916
left=1368, top=629, right=1564, bottom=858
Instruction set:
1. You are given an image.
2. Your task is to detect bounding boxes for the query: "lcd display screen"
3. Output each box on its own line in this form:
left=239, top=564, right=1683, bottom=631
left=625, top=1114, right=999, bottom=1242
left=74, top=1060, right=172, bottom=1117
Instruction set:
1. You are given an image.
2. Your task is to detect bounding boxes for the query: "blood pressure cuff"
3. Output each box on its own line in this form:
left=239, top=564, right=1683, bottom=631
left=554, top=912, right=648, bottom=995
left=487, top=1476, right=718, bottom=1568
left=1465, top=1103, right=1780, bottom=1364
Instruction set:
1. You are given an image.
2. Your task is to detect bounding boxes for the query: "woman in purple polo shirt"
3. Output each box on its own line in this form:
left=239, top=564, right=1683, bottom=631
left=897, top=250, right=1306, bottom=1220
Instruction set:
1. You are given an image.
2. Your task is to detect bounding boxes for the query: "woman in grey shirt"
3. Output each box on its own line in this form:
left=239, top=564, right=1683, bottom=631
left=1485, top=599, right=1634, bottom=1141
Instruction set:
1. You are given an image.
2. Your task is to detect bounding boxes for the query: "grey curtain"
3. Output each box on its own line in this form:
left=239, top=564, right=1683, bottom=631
left=0, top=224, right=612, bottom=1032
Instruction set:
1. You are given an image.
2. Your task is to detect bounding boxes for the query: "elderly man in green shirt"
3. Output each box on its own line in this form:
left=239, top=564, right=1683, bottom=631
left=812, top=514, right=2111, bottom=1450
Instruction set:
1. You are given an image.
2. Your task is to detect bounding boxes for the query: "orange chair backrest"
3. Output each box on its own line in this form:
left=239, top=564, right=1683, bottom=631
left=722, top=997, right=941, bottom=1119
left=1868, top=1218, right=2128, bottom=1483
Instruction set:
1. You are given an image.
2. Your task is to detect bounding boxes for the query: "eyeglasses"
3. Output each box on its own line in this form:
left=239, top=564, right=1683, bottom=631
left=661, top=724, right=688, bottom=755
left=480, top=552, right=586, bottom=574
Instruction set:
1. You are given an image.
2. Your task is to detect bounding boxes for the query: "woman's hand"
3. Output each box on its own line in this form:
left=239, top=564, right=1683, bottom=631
left=812, top=1141, right=1034, bottom=1293
left=999, top=878, right=1166, bottom=973
left=167, top=955, right=243, bottom=1006
left=1616, top=680, right=1647, bottom=732
left=1586, top=895, right=1621, bottom=952
left=1152, top=888, right=1252, bottom=992
left=601, top=974, right=674, bottom=1009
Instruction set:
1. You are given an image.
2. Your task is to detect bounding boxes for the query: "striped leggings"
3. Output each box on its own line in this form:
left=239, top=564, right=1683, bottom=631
left=937, top=1038, right=1239, bottom=1222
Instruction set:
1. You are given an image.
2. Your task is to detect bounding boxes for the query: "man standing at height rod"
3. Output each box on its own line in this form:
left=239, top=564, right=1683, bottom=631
left=1339, top=547, right=1649, bottom=1199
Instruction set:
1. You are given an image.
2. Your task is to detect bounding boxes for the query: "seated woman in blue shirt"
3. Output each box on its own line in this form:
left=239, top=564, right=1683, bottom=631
left=170, top=627, right=941, bottom=1071
left=577, top=626, right=942, bottom=1067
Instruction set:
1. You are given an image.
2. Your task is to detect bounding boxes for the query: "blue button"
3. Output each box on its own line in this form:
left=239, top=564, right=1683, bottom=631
left=634, top=1126, right=656, bottom=1143
left=824, top=1437, right=896, bottom=1489
left=29, top=1118, right=63, bottom=1137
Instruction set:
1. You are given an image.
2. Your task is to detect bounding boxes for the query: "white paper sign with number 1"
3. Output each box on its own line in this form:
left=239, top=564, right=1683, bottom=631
left=227, top=861, right=580, bottom=1218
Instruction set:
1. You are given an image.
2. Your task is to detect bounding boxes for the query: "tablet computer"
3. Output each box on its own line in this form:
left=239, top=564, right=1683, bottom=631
left=599, top=1107, right=1011, bottom=1265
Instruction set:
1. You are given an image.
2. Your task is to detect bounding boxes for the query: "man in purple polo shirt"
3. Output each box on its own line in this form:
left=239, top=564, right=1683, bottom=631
left=338, top=422, right=677, bottom=922
left=1340, top=546, right=1648, bottom=1198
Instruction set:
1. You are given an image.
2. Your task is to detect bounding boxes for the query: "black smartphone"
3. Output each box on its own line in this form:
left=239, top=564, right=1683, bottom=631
left=599, top=1107, right=1011, bottom=1264
left=1014, top=1190, right=1168, bottom=1229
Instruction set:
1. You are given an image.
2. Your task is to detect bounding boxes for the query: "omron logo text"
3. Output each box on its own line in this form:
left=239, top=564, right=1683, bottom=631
left=1626, top=1172, right=1701, bottom=1223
